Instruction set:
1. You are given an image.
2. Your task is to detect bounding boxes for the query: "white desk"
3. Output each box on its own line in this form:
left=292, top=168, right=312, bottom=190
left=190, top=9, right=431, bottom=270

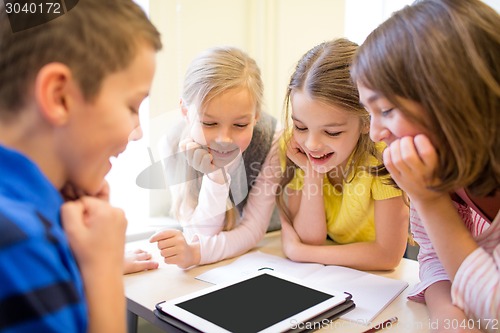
left=124, top=231, right=430, bottom=332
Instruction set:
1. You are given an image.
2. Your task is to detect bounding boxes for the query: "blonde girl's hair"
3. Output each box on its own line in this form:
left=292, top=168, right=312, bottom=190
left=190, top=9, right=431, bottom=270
left=276, top=38, right=390, bottom=224
left=351, top=0, right=500, bottom=197
left=0, top=0, right=161, bottom=120
left=171, top=46, right=264, bottom=230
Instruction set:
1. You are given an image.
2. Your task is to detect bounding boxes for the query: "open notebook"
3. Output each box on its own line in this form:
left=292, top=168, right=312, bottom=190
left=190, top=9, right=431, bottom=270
left=196, top=251, right=408, bottom=325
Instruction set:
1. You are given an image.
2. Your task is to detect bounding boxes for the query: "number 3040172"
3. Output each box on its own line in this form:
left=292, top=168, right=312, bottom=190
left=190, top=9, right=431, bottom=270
left=443, top=319, right=498, bottom=331
left=5, top=2, right=61, bottom=14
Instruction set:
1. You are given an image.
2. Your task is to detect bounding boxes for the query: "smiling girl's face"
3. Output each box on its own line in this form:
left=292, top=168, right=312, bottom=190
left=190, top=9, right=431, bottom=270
left=187, top=87, right=258, bottom=167
left=291, top=91, right=366, bottom=174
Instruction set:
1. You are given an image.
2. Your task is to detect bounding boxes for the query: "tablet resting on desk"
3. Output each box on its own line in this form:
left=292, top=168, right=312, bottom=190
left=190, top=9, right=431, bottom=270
left=155, top=270, right=354, bottom=333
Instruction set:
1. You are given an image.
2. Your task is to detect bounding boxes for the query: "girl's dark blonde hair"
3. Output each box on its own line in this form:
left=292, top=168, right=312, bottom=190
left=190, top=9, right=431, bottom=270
left=172, top=46, right=264, bottom=230
left=277, top=38, right=388, bottom=223
left=351, top=0, right=500, bottom=197
left=0, top=0, right=162, bottom=120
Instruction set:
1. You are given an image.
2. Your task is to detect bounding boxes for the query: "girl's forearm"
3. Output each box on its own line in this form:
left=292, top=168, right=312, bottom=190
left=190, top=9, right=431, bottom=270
left=292, top=174, right=327, bottom=244
left=411, top=195, right=478, bottom=280
left=291, top=240, right=404, bottom=270
left=425, top=281, right=482, bottom=332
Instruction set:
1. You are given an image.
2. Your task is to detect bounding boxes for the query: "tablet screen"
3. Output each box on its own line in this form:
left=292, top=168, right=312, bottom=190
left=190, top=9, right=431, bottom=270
left=174, top=273, right=334, bottom=333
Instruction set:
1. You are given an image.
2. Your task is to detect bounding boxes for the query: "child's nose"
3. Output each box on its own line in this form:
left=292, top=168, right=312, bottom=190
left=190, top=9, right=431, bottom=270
left=304, top=133, right=322, bottom=151
left=369, top=118, right=390, bottom=143
left=215, top=127, right=232, bottom=143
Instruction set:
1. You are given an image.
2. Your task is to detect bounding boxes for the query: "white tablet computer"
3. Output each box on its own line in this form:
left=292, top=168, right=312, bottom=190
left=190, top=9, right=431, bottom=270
left=157, top=270, right=350, bottom=333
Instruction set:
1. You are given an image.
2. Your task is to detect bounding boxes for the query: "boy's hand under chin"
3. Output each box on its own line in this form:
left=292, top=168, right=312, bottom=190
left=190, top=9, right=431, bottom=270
left=61, top=181, right=111, bottom=202
left=61, top=197, right=127, bottom=274
left=61, top=181, right=159, bottom=274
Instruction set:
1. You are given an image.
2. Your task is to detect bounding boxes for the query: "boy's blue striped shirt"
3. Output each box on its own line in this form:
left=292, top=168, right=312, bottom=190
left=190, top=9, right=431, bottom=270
left=0, top=145, right=87, bottom=333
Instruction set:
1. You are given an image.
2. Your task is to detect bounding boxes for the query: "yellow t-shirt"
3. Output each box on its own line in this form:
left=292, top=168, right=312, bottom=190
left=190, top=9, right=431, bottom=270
left=286, top=143, right=402, bottom=244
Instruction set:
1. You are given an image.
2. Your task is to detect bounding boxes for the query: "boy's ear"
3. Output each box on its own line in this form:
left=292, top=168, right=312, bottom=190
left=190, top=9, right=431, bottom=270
left=34, top=63, right=73, bottom=126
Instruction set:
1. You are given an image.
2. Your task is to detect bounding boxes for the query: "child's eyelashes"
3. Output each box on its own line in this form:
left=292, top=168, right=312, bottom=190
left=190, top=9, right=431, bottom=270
left=294, top=124, right=342, bottom=137
left=200, top=122, right=249, bottom=129
left=294, top=124, right=307, bottom=131
left=362, top=105, right=394, bottom=117
left=381, top=108, right=394, bottom=116
left=325, top=131, right=342, bottom=137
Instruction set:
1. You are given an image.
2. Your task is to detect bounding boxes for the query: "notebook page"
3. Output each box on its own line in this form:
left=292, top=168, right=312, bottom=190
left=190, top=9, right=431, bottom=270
left=196, top=251, right=324, bottom=284
left=305, top=265, right=408, bottom=324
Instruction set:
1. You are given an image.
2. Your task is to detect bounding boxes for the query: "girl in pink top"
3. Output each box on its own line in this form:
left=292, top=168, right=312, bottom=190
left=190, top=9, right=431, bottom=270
left=352, top=0, right=499, bottom=331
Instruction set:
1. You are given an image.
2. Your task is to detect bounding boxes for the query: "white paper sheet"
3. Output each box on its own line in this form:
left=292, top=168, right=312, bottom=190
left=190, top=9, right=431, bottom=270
left=196, top=251, right=408, bottom=324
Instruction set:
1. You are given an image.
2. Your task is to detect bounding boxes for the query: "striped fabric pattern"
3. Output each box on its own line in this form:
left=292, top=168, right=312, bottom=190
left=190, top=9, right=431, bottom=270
left=0, top=145, right=87, bottom=333
left=408, top=199, right=499, bottom=332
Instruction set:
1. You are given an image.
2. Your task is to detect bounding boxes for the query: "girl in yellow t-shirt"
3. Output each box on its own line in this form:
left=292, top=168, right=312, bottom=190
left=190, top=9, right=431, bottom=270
left=276, top=38, right=409, bottom=270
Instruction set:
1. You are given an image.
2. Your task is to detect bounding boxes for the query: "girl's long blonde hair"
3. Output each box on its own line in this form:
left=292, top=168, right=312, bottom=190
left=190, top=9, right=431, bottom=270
left=171, top=46, right=264, bottom=230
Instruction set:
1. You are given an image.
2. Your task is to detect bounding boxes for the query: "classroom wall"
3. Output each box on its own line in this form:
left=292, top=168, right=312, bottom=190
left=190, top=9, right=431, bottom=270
left=121, top=0, right=500, bottom=218
left=147, top=0, right=346, bottom=216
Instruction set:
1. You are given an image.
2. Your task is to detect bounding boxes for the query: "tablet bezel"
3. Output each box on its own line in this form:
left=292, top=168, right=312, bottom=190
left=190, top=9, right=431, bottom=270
left=158, top=270, right=348, bottom=333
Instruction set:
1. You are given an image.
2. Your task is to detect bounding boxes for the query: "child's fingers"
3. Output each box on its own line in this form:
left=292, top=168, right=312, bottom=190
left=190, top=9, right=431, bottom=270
left=60, top=183, right=86, bottom=201
left=62, top=198, right=126, bottom=267
left=399, top=136, right=425, bottom=169
left=60, top=200, right=86, bottom=235
left=191, top=148, right=210, bottom=168
left=413, top=134, right=438, bottom=170
left=287, top=137, right=302, bottom=154
left=149, top=228, right=180, bottom=243
left=387, top=140, right=403, bottom=170
left=291, top=137, right=306, bottom=155
left=185, top=147, right=215, bottom=174
left=183, top=141, right=200, bottom=155
left=94, top=181, right=110, bottom=201
left=179, top=137, right=195, bottom=152
left=150, top=230, right=189, bottom=264
left=184, top=142, right=210, bottom=171
left=160, top=246, right=180, bottom=259
left=127, top=250, right=152, bottom=261
left=183, top=141, right=199, bottom=163
left=132, top=260, right=159, bottom=271
left=130, top=248, right=148, bottom=255
left=383, top=147, right=394, bottom=173
left=80, top=196, right=127, bottom=231
left=199, top=152, right=214, bottom=173
left=286, top=140, right=308, bottom=169
left=123, top=249, right=159, bottom=273
left=386, top=138, right=414, bottom=177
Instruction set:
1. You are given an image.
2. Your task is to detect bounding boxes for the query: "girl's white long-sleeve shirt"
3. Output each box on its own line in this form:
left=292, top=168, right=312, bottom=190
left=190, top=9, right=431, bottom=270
left=181, top=132, right=282, bottom=265
left=408, top=201, right=500, bottom=331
